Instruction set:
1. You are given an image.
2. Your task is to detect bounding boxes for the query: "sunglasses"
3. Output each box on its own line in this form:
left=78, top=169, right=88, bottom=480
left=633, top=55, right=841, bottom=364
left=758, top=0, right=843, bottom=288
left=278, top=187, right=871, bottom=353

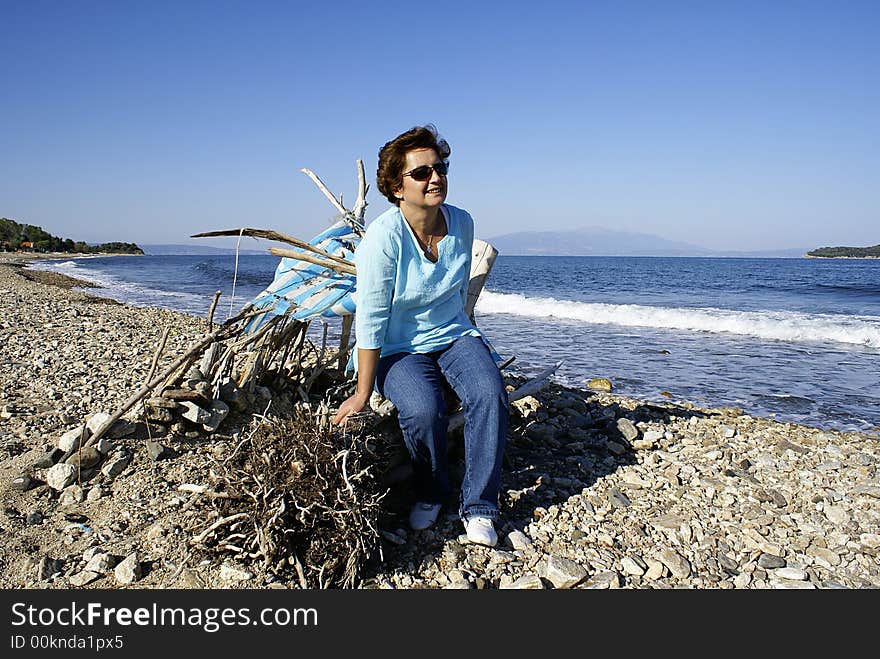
left=402, top=161, right=449, bottom=181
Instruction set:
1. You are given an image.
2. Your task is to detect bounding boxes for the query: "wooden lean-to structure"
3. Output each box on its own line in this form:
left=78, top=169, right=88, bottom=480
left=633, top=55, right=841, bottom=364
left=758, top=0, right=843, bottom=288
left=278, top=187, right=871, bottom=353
left=67, top=160, right=557, bottom=587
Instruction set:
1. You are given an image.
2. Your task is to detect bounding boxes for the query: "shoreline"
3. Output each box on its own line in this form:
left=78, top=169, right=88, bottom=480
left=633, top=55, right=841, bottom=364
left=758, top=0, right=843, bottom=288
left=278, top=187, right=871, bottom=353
left=1, top=254, right=878, bottom=589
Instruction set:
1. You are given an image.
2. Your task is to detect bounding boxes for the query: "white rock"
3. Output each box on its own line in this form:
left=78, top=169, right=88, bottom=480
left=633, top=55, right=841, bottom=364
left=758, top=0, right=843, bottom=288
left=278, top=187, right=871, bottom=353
left=774, top=567, right=807, bottom=581
left=114, top=553, right=142, bottom=585
left=58, top=426, right=89, bottom=453
left=859, top=533, right=880, bottom=549
left=644, top=559, right=665, bottom=581
left=507, top=530, right=533, bottom=551
left=658, top=548, right=691, bottom=578
left=46, top=463, right=78, bottom=491
left=733, top=572, right=752, bottom=588
left=543, top=555, right=587, bottom=589
left=179, top=401, right=211, bottom=424
left=621, top=557, right=646, bottom=576
left=85, top=552, right=115, bottom=574
left=86, top=412, right=112, bottom=434
left=502, top=574, right=544, bottom=589
left=219, top=563, right=254, bottom=582
left=824, top=505, right=850, bottom=526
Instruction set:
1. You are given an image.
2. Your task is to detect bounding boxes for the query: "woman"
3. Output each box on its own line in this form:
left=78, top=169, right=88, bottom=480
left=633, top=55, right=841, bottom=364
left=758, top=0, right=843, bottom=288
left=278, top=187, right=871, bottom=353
left=332, top=125, right=508, bottom=547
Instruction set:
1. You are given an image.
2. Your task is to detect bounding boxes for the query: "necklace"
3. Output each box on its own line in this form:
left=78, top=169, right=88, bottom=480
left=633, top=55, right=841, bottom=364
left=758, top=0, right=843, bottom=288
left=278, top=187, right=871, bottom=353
left=421, top=233, right=435, bottom=258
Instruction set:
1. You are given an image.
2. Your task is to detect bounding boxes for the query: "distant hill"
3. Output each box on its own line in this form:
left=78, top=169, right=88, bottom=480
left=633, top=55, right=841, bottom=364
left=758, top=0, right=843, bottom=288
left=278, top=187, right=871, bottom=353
left=485, top=227, right=808, bottom=257
left=807, top=245, right=880, bottom=258
left=487, top=227, right=709, bottom=256
left=0, top=217, right=142, bottom=254
left=141, top=244, right=267, bottom=256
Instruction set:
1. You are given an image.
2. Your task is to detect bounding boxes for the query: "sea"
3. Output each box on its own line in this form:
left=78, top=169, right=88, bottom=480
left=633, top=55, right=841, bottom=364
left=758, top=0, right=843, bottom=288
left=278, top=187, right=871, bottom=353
left=29, top=253, right=880, bottom=434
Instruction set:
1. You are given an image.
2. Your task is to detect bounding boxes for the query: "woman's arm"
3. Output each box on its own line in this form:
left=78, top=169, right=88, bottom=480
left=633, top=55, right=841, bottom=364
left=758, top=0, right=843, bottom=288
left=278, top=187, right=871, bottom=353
left=332, top=347, right=380, bottom=425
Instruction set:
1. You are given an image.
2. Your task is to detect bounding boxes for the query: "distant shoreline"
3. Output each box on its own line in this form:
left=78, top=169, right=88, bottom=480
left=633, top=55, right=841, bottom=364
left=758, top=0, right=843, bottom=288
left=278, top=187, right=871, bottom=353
left=805, top=255, right=880, bottom=260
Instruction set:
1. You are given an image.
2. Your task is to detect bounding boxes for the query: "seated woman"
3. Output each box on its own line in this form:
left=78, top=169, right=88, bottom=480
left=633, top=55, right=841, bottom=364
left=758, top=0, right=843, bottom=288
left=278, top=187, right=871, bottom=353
left=332, top=125, right=508, bottom=547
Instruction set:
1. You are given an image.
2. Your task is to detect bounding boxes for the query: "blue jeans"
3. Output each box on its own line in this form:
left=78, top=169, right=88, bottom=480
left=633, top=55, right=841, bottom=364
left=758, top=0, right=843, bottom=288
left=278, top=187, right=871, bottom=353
left=375, top=335, right=509, bottom=521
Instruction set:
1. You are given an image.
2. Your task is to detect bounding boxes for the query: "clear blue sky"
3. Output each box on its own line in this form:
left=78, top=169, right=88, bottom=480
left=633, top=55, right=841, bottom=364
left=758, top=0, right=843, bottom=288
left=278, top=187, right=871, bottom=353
left=2, top=0, right=877, bottom=251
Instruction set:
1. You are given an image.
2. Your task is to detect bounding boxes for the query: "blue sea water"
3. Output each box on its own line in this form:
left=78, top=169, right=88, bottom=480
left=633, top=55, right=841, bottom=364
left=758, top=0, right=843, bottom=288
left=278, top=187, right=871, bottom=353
left=30, top=253, right=880, bottom=433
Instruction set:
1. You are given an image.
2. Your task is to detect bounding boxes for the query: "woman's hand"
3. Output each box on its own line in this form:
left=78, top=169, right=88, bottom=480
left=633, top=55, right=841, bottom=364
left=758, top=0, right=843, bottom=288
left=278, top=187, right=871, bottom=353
left=332, top=391, right=371, bottom=426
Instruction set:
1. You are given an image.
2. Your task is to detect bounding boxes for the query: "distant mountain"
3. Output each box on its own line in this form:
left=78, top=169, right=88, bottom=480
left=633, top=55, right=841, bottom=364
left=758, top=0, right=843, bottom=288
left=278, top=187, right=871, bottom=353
left=141, top=243, right=266, bottom=256
left=487, top=228, right=711, bottom=256
left=486, top=228, right=810, bottom=258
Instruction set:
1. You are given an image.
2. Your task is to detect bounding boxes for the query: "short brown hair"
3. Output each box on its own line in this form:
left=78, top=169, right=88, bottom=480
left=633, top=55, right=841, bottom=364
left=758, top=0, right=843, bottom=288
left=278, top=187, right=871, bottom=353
left=376, top=124, right=451, bottom=205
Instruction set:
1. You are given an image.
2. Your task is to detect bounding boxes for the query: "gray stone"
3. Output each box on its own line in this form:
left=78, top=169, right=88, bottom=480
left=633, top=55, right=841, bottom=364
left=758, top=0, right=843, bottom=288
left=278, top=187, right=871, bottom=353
left=101, top=453, right=131, bottom=479
left=25, top=510, right=43, bottom=525
left=85, top=552, right=116, bottom=574
left=114, top=553, right=142, bottom=585
left=507, top=530, right=533, bottom=551
left=582, top=571, right=620, bottom=589
left=11, top=474, right=37, bottom=491
left=758, top=553, right=786, bottom=569
left=69, top=571, right=102, bottom=587
left=774, top=567, right=807, bottom=581
left=59, top=485, right=85, bottom=507
left=772, top=579, right=816, bottom=589
left=219, top=563, right=254, bottom=582
left=658, top=549, right=691, bottom=578
left=643, top=429, right=664, bottom=443
left=502, top=574, right=544, bottom=589
left=824, top=505, right=850, bottom=526
left=607, top=488, right=631, bottom=509
left=66, top=446, right=102, bottom=469
left=146, top=439, right=172, bottom=461
left=859, top=534, right=880, bottom=549
left=203, top=400, right=230, bottom=433
left=85, top=412, right=112, bottom=435
left=179, top=401, right=211, bottom=424
left=46, top=463, right=78, bottom=491
left=107, top=419, right=136, bottom=438
left=32, top=448, right=63, bottom=468
left=37, top=556, right=63, bottom=580
left=616, top=418, right=639, bottom=442
left=95, top=437, right=115, bottom=455
left=58, top=426, right=89, bottom=452
left=621, top=556, right=645, bottom=576
left=543, top=555, right=587, bottom=589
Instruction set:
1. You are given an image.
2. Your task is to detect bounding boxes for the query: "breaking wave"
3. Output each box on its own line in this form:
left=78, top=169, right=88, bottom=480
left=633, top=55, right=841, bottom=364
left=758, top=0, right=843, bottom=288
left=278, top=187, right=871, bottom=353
left=475, top=291, right=880, bottom=349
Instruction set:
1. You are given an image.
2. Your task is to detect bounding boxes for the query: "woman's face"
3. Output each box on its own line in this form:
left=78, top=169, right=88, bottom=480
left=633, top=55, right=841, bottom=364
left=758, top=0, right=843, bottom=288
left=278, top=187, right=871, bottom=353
left=395, top=148, right=447, bottom=209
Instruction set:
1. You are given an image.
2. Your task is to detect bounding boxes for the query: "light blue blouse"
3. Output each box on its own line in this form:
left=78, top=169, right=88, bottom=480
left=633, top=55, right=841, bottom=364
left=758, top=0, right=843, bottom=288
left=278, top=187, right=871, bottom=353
left=353, top=203, right=483, bottom=361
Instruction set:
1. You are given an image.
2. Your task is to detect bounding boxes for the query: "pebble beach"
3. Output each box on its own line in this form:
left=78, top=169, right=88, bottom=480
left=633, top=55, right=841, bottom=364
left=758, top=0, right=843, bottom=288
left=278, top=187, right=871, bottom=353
left=1, top=253, right=878, bottom=590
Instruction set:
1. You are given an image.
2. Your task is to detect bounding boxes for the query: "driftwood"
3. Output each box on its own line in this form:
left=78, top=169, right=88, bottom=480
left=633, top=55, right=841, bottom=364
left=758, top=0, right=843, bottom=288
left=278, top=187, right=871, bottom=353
left=65, top=156, right=563, bottom=588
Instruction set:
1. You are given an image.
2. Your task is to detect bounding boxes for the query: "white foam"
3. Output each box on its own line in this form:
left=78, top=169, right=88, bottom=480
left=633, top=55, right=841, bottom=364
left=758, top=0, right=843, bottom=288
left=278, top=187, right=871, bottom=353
left=29, top=259, right=205, bottom=313
left=476, top=291, right=880, bottom=349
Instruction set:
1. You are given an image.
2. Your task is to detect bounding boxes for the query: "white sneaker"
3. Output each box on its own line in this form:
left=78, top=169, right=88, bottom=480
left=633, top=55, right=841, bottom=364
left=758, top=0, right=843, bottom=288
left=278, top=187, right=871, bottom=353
left=464, top=516, right=498, bottom=547
left=409, top=502, right=442, bottom=530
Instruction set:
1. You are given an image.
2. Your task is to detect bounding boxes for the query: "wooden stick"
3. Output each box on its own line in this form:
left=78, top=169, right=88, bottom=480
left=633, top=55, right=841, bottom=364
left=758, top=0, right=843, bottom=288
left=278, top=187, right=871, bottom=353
left=146, top=327, right=171, bottom=384
left=83, top=314, right=249, bottom=449
left=267, top=247, right=356, bottom=275
left=207, top=290, right=222, bottom=329
left=337, top=315, right=353, bottom=371
left=301, top=168, right=347, bottom=215
left=353, top=159, right=368, bottom=222
left=191, top=229, right=353, bottom=267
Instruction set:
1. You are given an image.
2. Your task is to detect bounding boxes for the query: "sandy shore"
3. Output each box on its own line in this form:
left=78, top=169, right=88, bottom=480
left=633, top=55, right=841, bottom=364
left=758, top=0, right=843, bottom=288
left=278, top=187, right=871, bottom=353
left=0, top=253, right=878, bottom=589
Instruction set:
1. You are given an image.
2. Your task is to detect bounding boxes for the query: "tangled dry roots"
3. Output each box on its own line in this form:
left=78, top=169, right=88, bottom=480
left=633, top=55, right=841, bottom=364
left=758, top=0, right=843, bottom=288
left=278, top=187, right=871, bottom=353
left=201, top=409, right=393, bottom=588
